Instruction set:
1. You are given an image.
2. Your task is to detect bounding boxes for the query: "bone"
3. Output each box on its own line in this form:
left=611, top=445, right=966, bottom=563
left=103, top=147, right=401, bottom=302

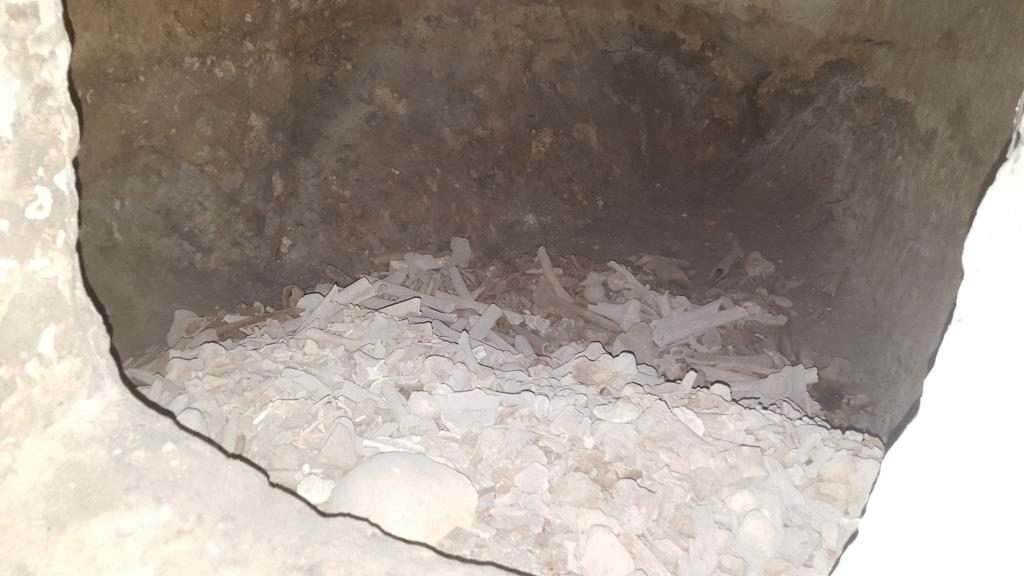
left=607, top=261, right=651, bottom=303
left=449, top=237, right=473, bottom=268
left=323, top=264, right=356, bottom=286
left=469, top=304, right=504, bottom=341
left=446, top=266, right=475, bottom=300
left=434, top=290, right=525, bottom=325
left=377, top=280, right=457, bottom=313
left=707, top=232, right=743, bottom=284
left=537, top=246, right=576, bottom=304
left=651, top=299, right=749, bottom=348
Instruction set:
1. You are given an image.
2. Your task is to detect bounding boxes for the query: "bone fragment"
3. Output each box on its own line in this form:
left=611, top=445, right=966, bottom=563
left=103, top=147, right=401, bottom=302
left=707, top=232, right=743, bottom=284
left=652, top=299, right=749, bottom=348
left=537, top=246, right=575, bottom=304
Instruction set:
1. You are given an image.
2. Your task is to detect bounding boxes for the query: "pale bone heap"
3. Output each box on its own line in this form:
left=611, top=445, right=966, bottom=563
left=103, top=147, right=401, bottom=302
left=127, top=238, right=883, bottom=576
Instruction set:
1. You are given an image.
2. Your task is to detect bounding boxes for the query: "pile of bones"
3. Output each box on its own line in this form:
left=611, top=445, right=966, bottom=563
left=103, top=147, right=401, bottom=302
left=126, top=238, right=883, bottom=576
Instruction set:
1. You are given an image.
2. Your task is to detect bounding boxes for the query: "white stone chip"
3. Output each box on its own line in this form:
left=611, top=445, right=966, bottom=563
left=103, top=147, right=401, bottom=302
left=441, top=389, right=501, bottom=434
left=514, top=462, right=551, bottom=494
left=579, top=525, right=635, bottom=576
left=325, top=452, right=478, bottom=545
left=736, top=510, right=781, bottom=562
left=296, top=474, right=336, bottom=505
left=592, top=398, right=643, bottom=424
left=730, top=365, right=821, bottom=414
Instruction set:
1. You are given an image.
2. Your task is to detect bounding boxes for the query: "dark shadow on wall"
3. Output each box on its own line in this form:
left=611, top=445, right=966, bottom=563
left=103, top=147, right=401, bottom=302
left=893, top=133, right=1016, bottom=451
left=63, top=0, right=109, bottom=337
left=62, top=0, right=152, bottom=409
left=63, top=0, right=113, bottom=341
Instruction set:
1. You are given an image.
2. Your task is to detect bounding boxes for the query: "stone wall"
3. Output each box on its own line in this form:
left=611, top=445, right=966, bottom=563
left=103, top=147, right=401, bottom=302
left=0, top=1, right=514, bottom=573
left=836, top=93, right=1024, bottom=574
left=68, top=0, right=1024, bottom=438
left=3, top=0, right=1023, bottom=570
left=71, top=0, right=295, bottom=356
left=671, top=0, right=1024, bottom=438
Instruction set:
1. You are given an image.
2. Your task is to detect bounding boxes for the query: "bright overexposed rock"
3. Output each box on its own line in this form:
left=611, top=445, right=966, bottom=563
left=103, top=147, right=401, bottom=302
left=579, top=525, right=635, bottom=576
left=735, top=510, right=781, bottom=564
left=297, top=474, right=336, bottom=505
left=592, top=397, right=643, bottom=424
left=176, top=406, right=208, bottom=436
left=514, top=462, right=551, bottom=494
left=441, top=389, right=501, bottom=434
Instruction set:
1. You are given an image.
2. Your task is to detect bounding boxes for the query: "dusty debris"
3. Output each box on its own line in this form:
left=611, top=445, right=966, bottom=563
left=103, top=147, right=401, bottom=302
left=142, top=238, right=822, bottom=422
left=282, top=284, right=304, bottom=309
left=744, top=251, right=777, bottom=279
left=630, top=253, right=693, bottom=287
left=127, top=237, right=880, bottom=575
left=707, top=232, right=743, bottom=284
left=165, top=309, right=203, bottom=347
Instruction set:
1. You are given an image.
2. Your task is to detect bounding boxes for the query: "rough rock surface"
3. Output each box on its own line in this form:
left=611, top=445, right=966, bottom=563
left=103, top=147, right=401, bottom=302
left=70, top=0, right=1024, bottom=442
left=835, top=97, right=1024, bottom=574
left=0, top=4, right=511, bottom=575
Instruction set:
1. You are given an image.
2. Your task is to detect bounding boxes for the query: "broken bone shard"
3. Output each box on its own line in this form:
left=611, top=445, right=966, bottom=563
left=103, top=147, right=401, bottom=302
left=469, top=304, right=504, bottom=341
left=446, top=265, right=475, bottom=300
left=282, top=284, right=304, bottom=308
left=607, top=261, right=650, bottom=302
left=378, top=297, right=422, bottom=317
left=632, top=253, right=693, bottom=287
left=176, top=407, right=209, bottom=436
left=378, top=281, right=457, bottom=313
left=708, top=232, right=743, bottom=284
left=404, top=252, right=446, bottom=274
left=442, top=389, right=501, bottom=434
left=651, top=299, right=749, bottom=348
left=450, top=236, right=473, bottom=268
left=166, top=309, right=202, bottom=348
left=336, top=277, right=377, bottom=305
left=744, top=251, right=777, bottom=278
left=588, top=300, right=644, bottom=331
left=582, top=272, right=609, bottom=303
left=299, top=278, right=376, bottom=330
left=324, top=452, right=478, bottom=545
left=611, top=323, right=657, bottom=365
left=728, top=365, right=821, bottom=414
left=537, top=246, right=576, bottom=304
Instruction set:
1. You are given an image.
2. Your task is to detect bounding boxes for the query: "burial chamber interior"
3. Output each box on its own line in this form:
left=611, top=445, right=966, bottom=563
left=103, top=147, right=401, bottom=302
left=69, top=0, right=1023, bottom=444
